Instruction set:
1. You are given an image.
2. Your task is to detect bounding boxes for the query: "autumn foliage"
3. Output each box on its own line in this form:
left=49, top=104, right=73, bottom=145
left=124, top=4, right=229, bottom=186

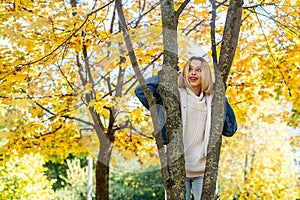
left=0, top=0, right=299, bottom=199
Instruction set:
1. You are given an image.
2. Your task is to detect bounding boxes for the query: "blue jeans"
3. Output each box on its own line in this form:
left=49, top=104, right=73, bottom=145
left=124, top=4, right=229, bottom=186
left=185, top=176, right=204, bottom=200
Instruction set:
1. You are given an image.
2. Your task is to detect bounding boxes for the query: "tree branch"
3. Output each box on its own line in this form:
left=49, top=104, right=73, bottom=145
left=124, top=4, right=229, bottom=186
left=129, top=125, right=155, bottom=140
left=56, top=47, right=77, bottom=92
left=20, top=88, right=94, bottom=127
left=202, top=0, right=243, bottom=199
left=115, top=1, right=171, bottom=197
left=131, top=2, right=160, bottom=28
left=115, top=0, right=163, bottom=139
left=253, top=7, right=292, bottom=97
left=218, top=0, right=243, bottom=85
left=174, top=0, right=191, bottom=20
left=210, top=0, right=219, bottom=73
left=61, top=115, right=95, bottom=127
left=181, top=19, right=204, bottom=36
left=34, top=124, right=63, bottom=139
left=110, top=3, right=116, bottom=33
left=76, top=52, right=105, bottom=134
left=246, top=5, right=299, bottom=37
left=124, top=52, right=163, bottom=95
left=0, top=93, right=77, bottom=99
left=1, top=0, right=114, bottom=81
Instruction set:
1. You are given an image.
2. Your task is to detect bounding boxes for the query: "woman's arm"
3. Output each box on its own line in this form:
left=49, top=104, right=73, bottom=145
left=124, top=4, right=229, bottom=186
left=134, top=75, right=162, bottom=109
left=134, top=74, right=167, bottom=144
left=222, top=98, right=238, bottom=137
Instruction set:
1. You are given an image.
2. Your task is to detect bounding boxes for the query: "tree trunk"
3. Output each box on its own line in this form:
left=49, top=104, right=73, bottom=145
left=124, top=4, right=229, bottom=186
left=201, top=73, right=226, bottom=199
left=116, top=0, right=186, bottom=198
left=95, top=134, right=114, bottom=200
left=202, top=0, right=243, bottom=199
left=96, top=159, right=110, bottom=200
left=159, top=0, right=186, bottom=199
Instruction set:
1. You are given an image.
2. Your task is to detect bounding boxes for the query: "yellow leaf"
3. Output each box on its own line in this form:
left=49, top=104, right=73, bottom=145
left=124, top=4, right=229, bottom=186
left=83, top=83, right=93, bottom=94
left=194, top=0, right=206, bottom=4
left=88, top=100, right=96, bottom=108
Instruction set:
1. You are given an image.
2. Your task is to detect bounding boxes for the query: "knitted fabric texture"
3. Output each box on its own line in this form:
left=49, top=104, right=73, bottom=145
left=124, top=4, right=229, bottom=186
left=179, top=87, right=213, bottom=177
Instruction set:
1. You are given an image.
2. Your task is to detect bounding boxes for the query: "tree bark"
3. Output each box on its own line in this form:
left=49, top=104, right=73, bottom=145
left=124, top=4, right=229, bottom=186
left=201, top=0, right=243, bottom=199
left=96, top=159, right=110, bottom=200
left=77, top=25, right=118, bottom=200
left=159, top=0, right=186, bottom=199
left=116, top=0, right=182, bottom=199
left=95, top=133, right=114, bottom=200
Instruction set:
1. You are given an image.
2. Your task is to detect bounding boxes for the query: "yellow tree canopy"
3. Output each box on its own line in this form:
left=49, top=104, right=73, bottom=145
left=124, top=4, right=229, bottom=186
left=219, top=99, right=300, bottom=199
left=0, top=0, right=299, bottom=163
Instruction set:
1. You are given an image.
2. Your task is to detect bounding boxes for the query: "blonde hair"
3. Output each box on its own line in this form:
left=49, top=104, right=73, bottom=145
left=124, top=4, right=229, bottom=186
left=178, top=56, right=213, bottom=95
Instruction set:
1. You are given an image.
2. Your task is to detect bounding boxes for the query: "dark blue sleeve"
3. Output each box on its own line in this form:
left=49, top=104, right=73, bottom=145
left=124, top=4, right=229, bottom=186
left=134, top=75, right=167, bottom=144
left=222, top=98, right=238, bottom=137
left=134, top=75, right=162, bottom=110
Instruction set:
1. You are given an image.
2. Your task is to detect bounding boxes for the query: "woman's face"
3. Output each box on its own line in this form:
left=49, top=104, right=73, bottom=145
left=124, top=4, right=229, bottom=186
left=187, top=59, right=202, bottom=93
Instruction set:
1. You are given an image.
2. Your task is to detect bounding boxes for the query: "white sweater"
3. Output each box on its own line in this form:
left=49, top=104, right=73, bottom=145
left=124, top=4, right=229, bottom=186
left=179, top=87, right=213, bottom=177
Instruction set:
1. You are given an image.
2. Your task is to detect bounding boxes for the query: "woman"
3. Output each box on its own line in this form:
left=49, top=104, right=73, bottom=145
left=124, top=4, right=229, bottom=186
left=178, top=56, right=213, bottom=200
left=135, top=56, right=236, bottom=199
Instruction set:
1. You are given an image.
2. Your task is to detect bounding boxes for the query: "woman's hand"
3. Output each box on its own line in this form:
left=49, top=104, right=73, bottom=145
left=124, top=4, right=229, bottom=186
left=177, top=66, right=182, bottom=76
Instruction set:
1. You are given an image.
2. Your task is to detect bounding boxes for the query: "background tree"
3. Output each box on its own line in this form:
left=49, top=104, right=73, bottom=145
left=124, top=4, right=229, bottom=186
left=218, top=100, right=300, bottom=199
left=0, top=1, right=160, bottom=199
left=54, top=157, right=91, bottom=200
left=44, top=154, right=89, bottom=190
left=0, top=153, right=56, bottom=199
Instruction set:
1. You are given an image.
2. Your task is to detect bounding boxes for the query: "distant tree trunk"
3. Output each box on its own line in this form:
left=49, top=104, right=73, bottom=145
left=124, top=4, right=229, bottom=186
left=201, top=0, right=243, bottom=199
left=96, top=133, right=114, bottom=200
left=159, top=0, right=186, bottom=199
left=72, top=0, right=114, bottom=197
left=81, top=79, right=114, bottom=200
left=96, top=160, right=110, bottom=200
left=94, top=69, right=122, bottom=200
left=77, top=34, right=119, bottom=200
